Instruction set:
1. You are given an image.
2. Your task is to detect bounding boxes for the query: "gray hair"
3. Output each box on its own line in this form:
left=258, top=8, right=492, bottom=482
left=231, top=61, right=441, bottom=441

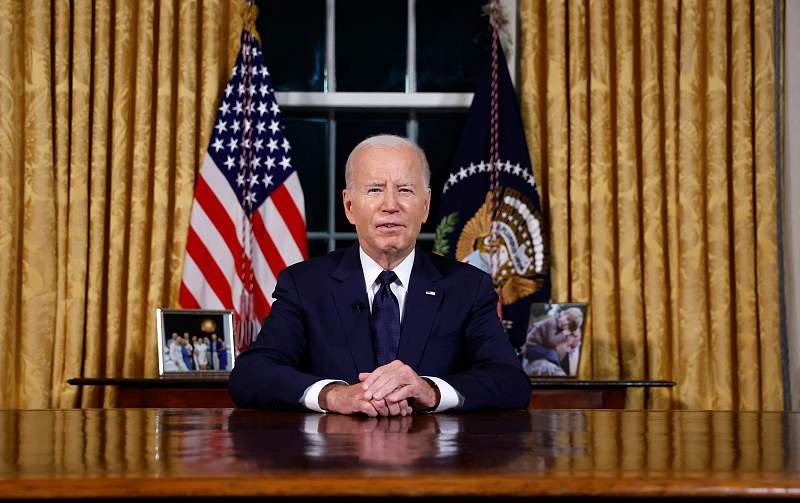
left=560, top=307, right=584, bottom=332
left=344, top=134, right=431, bottom=190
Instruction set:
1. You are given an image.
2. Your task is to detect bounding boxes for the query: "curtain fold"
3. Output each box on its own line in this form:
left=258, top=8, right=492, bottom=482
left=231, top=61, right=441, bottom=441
left=0, top=0, right=243, bottom=408
left=519, top=0, right=783, bottom=410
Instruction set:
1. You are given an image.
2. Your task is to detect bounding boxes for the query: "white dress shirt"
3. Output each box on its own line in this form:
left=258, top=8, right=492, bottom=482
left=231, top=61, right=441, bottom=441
left=301, top=247, right=460, bottom=413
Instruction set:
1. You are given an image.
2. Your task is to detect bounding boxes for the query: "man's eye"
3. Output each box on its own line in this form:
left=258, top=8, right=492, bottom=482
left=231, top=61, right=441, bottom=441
left=367, top=188, right=382, bottom=193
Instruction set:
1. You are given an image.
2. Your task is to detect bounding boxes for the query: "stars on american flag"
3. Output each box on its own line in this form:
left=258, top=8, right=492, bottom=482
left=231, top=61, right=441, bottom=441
left=442, top=159, right=537, bottom=194
left=206, top=37, right=295, bottom=215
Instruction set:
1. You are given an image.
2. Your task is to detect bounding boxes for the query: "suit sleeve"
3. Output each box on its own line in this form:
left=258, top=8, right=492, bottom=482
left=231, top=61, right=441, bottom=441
left=228, top=267, right=323, bottom=409
left=440, top=273, right=532, bottom=411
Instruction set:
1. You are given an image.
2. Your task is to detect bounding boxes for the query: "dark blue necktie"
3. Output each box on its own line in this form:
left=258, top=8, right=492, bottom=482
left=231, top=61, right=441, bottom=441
left=370, top=270, right=401, bottom=366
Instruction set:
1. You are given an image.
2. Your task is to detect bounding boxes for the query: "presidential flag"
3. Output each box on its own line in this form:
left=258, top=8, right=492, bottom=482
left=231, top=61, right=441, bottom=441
left=180, top=28, right=308, bottom=352
left=433, top=43, right=550, bottom=353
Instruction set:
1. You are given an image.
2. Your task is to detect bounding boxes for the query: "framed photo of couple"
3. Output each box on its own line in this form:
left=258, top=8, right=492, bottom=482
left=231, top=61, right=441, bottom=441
left=520, top=303, right=588, bottom=378
left=156, top=308, right=236, bottom=376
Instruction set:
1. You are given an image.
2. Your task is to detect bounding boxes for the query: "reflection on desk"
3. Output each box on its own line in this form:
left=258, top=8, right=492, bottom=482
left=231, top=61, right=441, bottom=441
left=0, top=409, right=798, bottom=498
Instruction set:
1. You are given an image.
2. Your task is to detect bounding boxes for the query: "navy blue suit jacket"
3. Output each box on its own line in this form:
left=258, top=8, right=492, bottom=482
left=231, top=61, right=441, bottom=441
left=228, top=245, right=531, bottom=411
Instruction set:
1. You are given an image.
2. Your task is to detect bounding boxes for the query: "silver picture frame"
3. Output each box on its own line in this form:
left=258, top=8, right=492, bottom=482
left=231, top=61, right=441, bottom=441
left=520, top=303, right=588, bottom=378
left=156, top=308, right=236, bottom=376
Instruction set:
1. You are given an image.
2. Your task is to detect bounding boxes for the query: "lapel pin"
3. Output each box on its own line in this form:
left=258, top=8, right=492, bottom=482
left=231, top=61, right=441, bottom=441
left=425, top=290, right=436, bottom=296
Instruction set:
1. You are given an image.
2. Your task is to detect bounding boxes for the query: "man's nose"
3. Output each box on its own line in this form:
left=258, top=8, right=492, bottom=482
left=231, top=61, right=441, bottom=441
left=381, top=188, right=399, bottom=211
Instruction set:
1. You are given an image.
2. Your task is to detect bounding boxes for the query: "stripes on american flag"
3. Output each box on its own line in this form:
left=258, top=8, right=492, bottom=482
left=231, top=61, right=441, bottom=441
left=180, top=30, right=308, bottom=352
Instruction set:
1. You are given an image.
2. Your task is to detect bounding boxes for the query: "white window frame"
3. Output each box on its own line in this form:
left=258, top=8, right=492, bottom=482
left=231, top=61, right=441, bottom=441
left=276, top=0, right=518, bottom=251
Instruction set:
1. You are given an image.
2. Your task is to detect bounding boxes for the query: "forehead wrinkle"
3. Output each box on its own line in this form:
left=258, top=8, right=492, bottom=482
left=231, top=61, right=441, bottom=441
left=362, top=179, right=417, bottom=187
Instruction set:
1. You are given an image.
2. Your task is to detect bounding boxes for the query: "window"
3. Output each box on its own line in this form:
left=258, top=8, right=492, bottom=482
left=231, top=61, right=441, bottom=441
left=256, top=0, right=518, bottom=256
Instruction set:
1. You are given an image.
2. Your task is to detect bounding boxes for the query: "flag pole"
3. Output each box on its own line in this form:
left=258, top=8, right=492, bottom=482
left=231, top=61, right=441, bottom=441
left=237, top=1, right=260, bottom=351
left=488, top=0, right=503, bottom=307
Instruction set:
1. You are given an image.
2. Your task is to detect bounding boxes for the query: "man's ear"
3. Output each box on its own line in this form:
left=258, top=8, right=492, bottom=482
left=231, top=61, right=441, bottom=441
left=422, top=187, right=432, bottom=223
left=342, top=188, right=355, bottom=224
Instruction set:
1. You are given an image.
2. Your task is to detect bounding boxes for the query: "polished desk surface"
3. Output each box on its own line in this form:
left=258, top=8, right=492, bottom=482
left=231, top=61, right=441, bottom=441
left=67, top=378, right=675, bottom=409
left=0, top=408, right=798, bottom=498
left=67, top=377, right=675, bottom=388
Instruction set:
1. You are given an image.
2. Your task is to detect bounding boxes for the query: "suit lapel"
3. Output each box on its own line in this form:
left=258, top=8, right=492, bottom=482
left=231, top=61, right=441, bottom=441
left=397, top=250, right=443, bottom=369
left=331, top=245, right=376, bottom=373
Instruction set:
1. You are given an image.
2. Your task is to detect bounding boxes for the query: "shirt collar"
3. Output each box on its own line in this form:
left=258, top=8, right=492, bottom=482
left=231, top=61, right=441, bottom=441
left=359, top=247, right=415, bottom=289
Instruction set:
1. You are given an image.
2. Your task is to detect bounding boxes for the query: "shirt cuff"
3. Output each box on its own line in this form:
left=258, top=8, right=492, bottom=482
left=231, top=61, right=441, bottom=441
left=423, top=376, right=463, bottom=412
left=300, top=379, right=348, bottom=412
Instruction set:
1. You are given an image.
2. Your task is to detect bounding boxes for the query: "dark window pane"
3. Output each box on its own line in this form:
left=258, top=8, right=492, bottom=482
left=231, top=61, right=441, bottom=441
left=416, top=0, right=491, bottom=92
left=334, top=113, right=407, bottom=232
left=307, top=239, right=330, bottom=258
left=417, top=112, right=468, bottom=233
left=257, top=0, right=326, bottom=91
left=283, top=113, right=328, bottom=232
left=336, top=1, right=407, bottom=91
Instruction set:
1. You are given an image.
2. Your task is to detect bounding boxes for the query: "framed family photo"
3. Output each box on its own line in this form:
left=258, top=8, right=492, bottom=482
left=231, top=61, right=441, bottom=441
left=520, top=303, right=588, bottom=378
left=156, top=308, right=236, bottom=376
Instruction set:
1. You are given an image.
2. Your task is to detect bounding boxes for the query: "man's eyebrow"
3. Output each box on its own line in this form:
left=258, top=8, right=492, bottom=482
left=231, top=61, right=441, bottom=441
left=362, top=181, right=418, bottom=188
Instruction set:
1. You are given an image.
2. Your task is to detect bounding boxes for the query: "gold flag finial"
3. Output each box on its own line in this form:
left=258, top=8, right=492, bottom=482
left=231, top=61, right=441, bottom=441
left=242, top=1, right=261, bottom=44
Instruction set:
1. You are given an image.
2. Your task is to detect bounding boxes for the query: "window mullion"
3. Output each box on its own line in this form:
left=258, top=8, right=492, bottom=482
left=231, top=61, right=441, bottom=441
left=327, top=0, right=336, bottom=251
left=407, top=0, right=416, bottom=94
left=327, top=111, right=337, bottom=252
left=326, top=0, right=336, bottom=93
left=406, top=0, right=418, bottom=143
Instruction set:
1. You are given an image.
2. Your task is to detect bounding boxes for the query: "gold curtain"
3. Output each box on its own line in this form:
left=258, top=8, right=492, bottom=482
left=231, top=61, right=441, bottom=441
left=0, top=0, right=243, bottom=408
left=519, top=0, right=782, bottom=410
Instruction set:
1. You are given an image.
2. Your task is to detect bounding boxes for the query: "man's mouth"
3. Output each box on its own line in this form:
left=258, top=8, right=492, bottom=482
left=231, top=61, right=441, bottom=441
left=377, top=223, right=404, bottom=229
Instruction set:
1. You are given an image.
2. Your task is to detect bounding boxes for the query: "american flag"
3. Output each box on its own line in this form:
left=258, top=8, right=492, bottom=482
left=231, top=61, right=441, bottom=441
left=180, top=30, right=308, bottom=352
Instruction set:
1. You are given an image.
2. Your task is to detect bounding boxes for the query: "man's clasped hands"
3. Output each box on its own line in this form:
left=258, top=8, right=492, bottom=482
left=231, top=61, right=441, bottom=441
left=319, top=360, right=440, bottom=416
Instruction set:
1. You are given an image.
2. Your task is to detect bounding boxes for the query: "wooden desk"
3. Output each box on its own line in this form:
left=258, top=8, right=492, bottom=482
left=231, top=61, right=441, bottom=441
left=0, top=409, right=797, bottom=499
left=67, top=377, right=674, bottom=409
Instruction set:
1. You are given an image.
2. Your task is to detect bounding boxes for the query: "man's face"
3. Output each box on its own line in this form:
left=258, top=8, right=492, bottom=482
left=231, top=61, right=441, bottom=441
left=555, top=340, right=572, bottom=359
left=343, top=146, right=431, bottom=262
left=566, top=330, right=579, bottom=350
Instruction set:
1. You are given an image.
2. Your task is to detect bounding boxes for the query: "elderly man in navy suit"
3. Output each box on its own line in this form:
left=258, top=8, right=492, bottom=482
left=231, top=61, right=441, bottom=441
left=229, top=134, right=531, bottom=415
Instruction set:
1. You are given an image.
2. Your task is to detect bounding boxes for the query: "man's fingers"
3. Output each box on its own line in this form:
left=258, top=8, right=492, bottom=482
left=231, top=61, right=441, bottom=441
left=385, top=400, right=401, bottom=416
left=358, top=400, right=379, bottom=417
left=361, top=364, right=390, bottom=391
left=363, top=370, right=395, bottom=399
left=389, top=402, right=411, bottom=421
left=361, top=360, right=403, bottom=390
left=325, top=383, right=388, bottom=417
left=358, top=372, right=371, bottom=382
left=367, top=375, right=402, bottom=400
left=384, top=385, right=414, bottom=404
left=372, top=399, right=390, bottom=417
left=385, top=380, right=437, bottom=411
left=363, top=361, right=414, bottom=400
